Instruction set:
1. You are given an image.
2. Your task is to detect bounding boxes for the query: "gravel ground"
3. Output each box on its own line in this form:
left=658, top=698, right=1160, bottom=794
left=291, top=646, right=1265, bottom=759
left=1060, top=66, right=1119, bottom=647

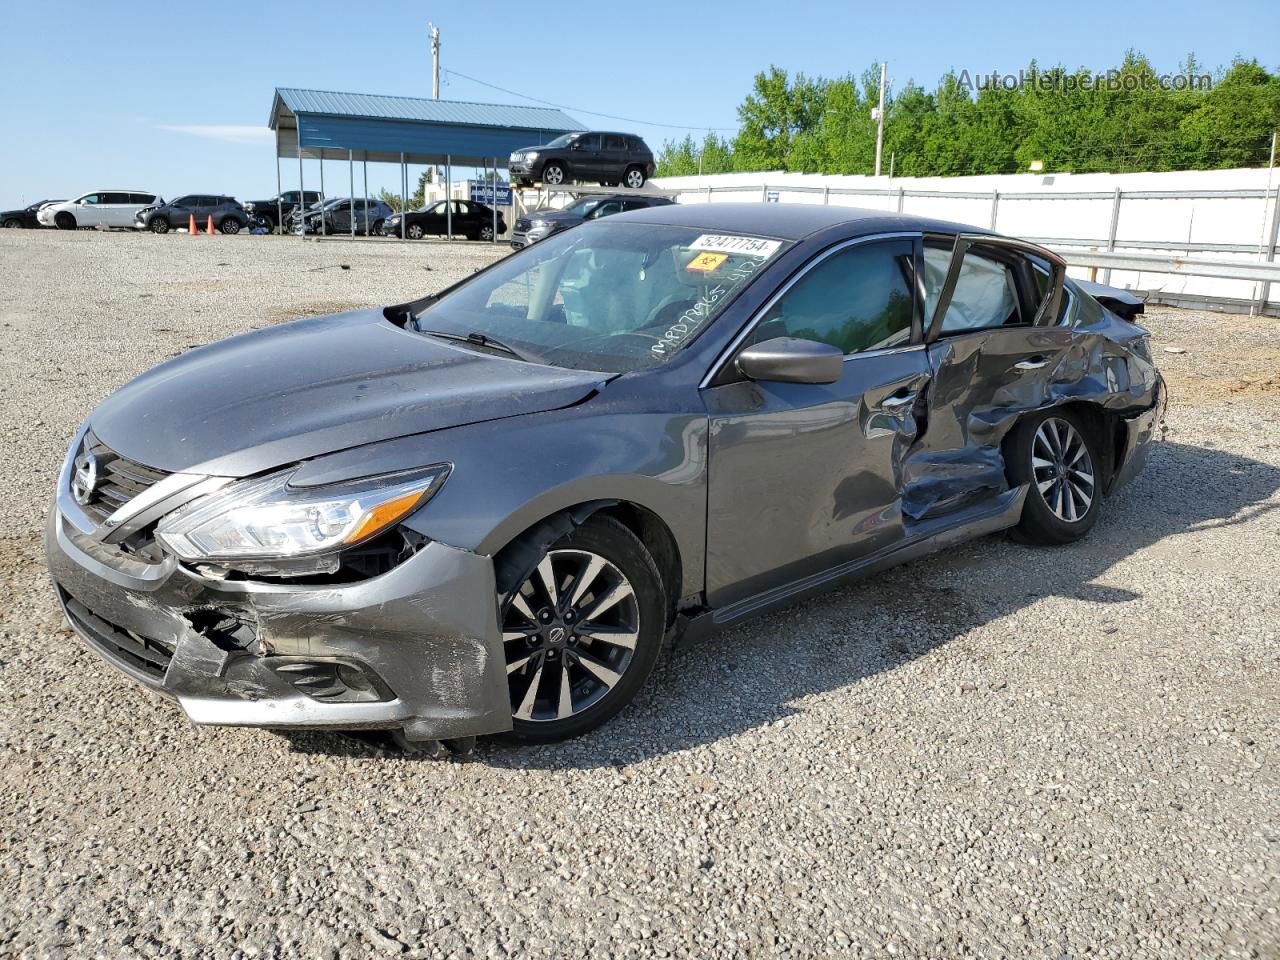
left=0, top=229, right=1277, bottom=959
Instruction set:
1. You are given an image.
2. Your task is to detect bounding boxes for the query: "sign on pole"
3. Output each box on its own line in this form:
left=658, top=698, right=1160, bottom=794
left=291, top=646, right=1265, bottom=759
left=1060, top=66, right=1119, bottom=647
left=469, top=179, right=512, bottom=205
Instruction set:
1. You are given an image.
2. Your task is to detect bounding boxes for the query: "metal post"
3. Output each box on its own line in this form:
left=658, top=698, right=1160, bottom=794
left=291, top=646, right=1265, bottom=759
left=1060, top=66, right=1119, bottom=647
left=318, top=149, right=325, bottom=236
left=362, top=159, right=369, bottom=237
left=823, top=186, right=830, bottom=206
left=761, top=184, right=767, bottom=203
left=706, top=185, right=712, bottom=205
left=492, top=158, right=498, bottom=243
left=989, top=190, right=1000, bottom=230
left=874, top=61, right=887, bottom=177
left=274, top=126, right=283, bottom=236
left=897, top=187, right=905, bottom=213
left=446, top=155, right=452, bottom=239
left=1252, top=131, right=1278, bottom=315
left=888, top=151, right=895, bottom=180
left=348, top=150, right=355, bottom=240
left=1256, top=185, right=1280, bottom=314
left=1102, top=187, right=1122, bottom=284
left=400, top=153, right=407, bottom=240
left=297, top=144, right=304, bottom=241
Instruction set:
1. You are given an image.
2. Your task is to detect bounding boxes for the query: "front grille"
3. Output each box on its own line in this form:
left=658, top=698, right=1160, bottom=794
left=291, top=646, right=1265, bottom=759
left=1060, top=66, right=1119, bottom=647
left=60, top=588, right=175, bottom=683
left=514, top=218, right=530, bottom=232
left=80, top=437, right=171, bottom=526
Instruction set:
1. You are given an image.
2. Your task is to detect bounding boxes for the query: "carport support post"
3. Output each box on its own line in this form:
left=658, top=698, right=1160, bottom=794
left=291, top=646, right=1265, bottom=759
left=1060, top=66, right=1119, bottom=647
left=274, top=126, right=283, bottom=236
left=363, top=160, right=369, bottom=237
left=1102, top=188, right=1122, bottom=285
left=319, top=150, right=325, bottom=236
left=400, top=153, right=407, bottom=240
left=297, top=148, right=304, bottom=241
left=348, top=150, right=355, bottom=240
left=492, top=158, right=498, bottom=243
left=446, top=155, right=452, bottom=239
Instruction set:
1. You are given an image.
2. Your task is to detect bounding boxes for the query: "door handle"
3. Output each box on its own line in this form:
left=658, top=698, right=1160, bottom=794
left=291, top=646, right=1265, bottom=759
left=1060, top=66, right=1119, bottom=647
left=1014, top=356, right=1049, bottom=371
left=878, top=391, right=916, bottom=412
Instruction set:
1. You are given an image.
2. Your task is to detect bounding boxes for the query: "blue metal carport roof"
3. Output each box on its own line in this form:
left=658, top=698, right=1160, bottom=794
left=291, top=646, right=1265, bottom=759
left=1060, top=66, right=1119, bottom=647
left=269, top=87, right=582, bottom=166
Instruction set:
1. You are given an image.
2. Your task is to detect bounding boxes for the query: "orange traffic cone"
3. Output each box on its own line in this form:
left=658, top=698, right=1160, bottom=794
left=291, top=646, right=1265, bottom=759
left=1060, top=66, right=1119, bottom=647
left=206, top=215, right=215, bottom=236
left=188, top=214, right=197, bottom=235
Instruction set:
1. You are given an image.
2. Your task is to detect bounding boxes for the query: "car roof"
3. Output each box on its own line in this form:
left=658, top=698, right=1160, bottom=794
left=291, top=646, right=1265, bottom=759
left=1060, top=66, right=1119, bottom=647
left=614, top=202, right=994, bottom=241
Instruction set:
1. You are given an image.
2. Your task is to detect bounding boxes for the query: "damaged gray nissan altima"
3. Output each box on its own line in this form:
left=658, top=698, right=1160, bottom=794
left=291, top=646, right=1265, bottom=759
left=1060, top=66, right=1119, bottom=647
left=46, top=204, right=1165, bottom=748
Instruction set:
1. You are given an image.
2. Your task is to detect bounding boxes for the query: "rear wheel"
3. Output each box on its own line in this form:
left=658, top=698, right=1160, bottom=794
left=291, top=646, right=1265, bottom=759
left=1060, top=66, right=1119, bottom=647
left=2, top=217, right=22, bottom=229
left=500, top=517, right=666, bottom=743
left=55, top=212, right=76, bottom=230
left=478, top=224, right=495, bottom=242
left=218, top=217, right=241, bottom=235
left=1008, top=409, right=1101, bottom=544
left=371, top=219, right=385, bottom=236
left=624, top=166, right=646, bottom=189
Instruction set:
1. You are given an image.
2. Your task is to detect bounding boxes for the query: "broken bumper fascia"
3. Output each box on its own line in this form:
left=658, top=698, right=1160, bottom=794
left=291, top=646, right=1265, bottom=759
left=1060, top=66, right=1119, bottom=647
left=44, top=506, right=514, bottom=741
left=1108, top=376, right=1168, bottom=495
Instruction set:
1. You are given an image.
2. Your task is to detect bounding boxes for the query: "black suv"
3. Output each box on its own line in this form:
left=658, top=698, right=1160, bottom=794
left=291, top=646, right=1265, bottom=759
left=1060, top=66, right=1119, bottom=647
left=136, top=196, right=250, bottom=234
left=511, top=194, right=672, bottom=248
left=243, top=190, right=324, bottom=231
left=508, top=132, right=655, bottom=189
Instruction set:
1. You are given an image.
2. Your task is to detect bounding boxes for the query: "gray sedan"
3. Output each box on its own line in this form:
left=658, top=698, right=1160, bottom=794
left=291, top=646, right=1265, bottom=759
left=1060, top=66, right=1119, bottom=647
left=45, top=204, right=1164, bottom=750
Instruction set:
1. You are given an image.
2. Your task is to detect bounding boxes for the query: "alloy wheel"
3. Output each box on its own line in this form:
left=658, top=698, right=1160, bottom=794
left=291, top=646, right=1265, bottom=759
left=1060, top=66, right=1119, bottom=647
left=408, top=224, right=424, bottom=239
left=625, top=168, right=645, bottom=188
left=1032, top=417, right=1095, bottom=523
left=503, top=548, right=640, bottom=723
left=480, top=225, right=494, bottom=241
left=543, top=165, right=565, bottom=185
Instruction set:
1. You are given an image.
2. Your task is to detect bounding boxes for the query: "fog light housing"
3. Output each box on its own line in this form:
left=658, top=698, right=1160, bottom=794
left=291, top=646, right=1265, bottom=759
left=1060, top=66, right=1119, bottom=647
left=271, top=659, right=392, bottom=703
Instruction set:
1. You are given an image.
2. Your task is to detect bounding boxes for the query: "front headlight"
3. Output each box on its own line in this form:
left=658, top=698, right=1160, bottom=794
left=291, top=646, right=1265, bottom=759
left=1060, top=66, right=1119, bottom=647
left=156, top=465, right=449, bottom=562
left=525, top=151, right=539, bottom=161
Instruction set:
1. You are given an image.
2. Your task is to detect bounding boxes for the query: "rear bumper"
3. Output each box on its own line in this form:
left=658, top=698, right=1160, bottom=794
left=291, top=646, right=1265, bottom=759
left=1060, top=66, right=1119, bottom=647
left=45, top=505, right=514, bottom=741
left=1109, top=377, right=1167, bottom=495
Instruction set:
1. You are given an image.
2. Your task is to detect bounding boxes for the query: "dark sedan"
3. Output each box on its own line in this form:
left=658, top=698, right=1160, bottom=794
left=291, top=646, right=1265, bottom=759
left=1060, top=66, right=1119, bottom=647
left=45, top=204, right=1164, bottom=752
left=2, top=200, right=60, bottom=228
left=511, top=193, right=673, bottom=248
left=383, top=200, right=506, bottom=241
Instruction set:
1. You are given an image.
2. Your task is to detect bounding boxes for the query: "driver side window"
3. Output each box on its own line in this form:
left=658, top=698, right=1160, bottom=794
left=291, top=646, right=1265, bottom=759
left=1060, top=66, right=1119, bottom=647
left=751, top=239, right=916, bottom=355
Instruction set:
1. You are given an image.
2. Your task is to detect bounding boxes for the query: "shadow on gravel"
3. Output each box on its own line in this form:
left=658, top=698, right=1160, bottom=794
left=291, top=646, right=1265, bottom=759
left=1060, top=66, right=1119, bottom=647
left=281, top=440, right=1280, bottom=769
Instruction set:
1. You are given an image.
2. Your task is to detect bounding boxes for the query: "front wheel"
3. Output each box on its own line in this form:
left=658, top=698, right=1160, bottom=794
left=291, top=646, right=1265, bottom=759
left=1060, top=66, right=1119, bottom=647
left=55, top=212, right=76, bottom=230
left=148, top=217, right=170, bottom=234
left=542, top=162, right=566, bottom=186
left=219, top=217, right=241, bottom=235
left=500, top=517, right=666, bottom=743
left=1007, top=409, right=1101, bottom=545
left=407, top=223, right=424, bottom=240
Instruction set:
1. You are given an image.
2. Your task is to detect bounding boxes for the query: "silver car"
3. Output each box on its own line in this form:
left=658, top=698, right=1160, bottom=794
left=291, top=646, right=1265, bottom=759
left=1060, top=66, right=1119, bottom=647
left=45, top=204, right=1165, bottom=751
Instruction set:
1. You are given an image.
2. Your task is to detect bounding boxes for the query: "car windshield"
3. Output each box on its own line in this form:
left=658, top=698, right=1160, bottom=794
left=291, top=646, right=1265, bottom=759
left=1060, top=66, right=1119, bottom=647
left=545, top=133, right=583, bottom=149
left=412, top=222, right=788, bottom=374
left=563, top=197, right=604, bottom=217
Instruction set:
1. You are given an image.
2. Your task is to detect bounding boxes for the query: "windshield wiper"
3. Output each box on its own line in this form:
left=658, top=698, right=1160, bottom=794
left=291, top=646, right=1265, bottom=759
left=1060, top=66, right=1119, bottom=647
left=417, top=328, right=538, bottom=363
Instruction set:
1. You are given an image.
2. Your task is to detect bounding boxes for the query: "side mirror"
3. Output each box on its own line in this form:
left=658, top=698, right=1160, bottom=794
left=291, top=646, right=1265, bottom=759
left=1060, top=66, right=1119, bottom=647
left=736, top=337, right=843, bottom=385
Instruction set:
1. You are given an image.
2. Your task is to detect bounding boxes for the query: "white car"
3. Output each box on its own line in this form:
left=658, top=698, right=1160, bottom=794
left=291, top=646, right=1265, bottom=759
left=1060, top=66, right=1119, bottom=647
left=37, top=191, right=161, bottom=230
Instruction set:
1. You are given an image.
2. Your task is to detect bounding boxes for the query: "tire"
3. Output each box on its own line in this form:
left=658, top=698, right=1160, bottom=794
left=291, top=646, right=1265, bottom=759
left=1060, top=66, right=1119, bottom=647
left=2, top=218, right=21, bottom=229
left=371, top=219, right=385, bottom=236
left=542, top=162, right=566, bottom=186
left=499, top=516, right=666, bottom=743
left=1007, top=408, right=1102, bottom=545
left=219, top=217, right=241, bottom=235
left=255, top=214, right=276, bottom=232
left=407, top=223, right=424, bottom=240
left=145, top=216, right=169, bottom=234
left=623, top=166, right=646, bottom=189
left=478, top=224, right=495, bottom=242
left=55, top=212, right=76, bottom=230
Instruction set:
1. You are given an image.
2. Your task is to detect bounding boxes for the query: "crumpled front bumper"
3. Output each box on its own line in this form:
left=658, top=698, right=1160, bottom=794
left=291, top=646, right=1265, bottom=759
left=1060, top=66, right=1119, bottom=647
left=44, top=506, right=514, bottom=741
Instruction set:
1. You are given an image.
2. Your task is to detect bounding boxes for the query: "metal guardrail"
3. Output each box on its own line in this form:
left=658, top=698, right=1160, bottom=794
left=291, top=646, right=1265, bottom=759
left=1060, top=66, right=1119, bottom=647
left=1056, top=250, right=1280, bottom=284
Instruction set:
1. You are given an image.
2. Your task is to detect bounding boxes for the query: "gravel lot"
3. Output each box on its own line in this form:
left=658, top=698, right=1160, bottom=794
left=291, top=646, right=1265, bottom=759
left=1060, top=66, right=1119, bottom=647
left=1, top=229, right=1277, bottom=959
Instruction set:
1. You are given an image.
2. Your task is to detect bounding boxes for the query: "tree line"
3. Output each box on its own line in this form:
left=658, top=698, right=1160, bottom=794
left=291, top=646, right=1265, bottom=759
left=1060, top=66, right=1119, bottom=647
left=655, top=53, right=1280, bottom=179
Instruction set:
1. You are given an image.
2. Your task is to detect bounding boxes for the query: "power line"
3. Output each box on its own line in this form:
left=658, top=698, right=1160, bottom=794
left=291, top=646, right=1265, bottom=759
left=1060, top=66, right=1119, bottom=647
left=441, top=68, right=737, bottom=133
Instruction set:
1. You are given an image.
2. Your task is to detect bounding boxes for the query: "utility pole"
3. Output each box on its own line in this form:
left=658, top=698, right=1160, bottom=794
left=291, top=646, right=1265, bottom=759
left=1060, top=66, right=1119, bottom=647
left=873, top=61, right=887, bottom=177
left=430, top=24, right=441, bottom=201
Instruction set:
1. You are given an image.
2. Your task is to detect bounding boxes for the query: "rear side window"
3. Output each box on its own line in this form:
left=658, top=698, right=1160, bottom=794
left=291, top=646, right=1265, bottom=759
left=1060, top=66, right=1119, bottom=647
left=604, top=135, right=626, bottom=151
left=923, top=246, right=1021, bottom=333
left=130, top=193, right=155, bottom=204
left=752, top=239, right=915, bottom=355
left=628, top=137, right=647, bottom=152
left=101, top=192, right=129, bottom=204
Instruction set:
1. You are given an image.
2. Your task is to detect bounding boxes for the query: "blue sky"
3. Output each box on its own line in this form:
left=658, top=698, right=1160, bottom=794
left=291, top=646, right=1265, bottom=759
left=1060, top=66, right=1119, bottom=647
left=1, top=0, right=1276, bottom=208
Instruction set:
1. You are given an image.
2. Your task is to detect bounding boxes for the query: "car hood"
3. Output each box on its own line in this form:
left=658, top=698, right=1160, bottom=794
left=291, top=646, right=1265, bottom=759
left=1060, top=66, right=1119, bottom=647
left=530, top=210, right=583, bottom=225
left=89, top=308, right=606, bottom=477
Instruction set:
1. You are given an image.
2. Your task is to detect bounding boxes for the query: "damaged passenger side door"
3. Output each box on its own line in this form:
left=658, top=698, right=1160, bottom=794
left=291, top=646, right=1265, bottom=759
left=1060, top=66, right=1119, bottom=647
left=904, top=234, right=1072, bottom=520
left=702, top=234, right=933, bottom=608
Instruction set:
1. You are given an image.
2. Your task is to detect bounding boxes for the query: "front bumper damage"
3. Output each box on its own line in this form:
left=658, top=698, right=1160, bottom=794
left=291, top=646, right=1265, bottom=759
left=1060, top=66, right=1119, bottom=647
left=45, top=506, right=514, bottom=741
